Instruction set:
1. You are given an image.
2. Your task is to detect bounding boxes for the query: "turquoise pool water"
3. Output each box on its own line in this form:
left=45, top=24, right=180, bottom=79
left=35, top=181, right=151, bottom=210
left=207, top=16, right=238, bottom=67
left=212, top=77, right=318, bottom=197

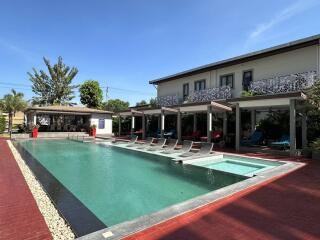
left=202, top=161, right=265, bottom=175
left=18, top=139, right=246, bottom=227
left=192, top=155, right=283, bottom=176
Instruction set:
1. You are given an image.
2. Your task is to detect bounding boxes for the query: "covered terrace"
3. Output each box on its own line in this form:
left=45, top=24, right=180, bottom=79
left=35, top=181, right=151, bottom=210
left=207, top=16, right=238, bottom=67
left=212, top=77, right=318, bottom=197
left=228, top=92, right=308, bottom=156
left=116, top=101, right=232, bottom=144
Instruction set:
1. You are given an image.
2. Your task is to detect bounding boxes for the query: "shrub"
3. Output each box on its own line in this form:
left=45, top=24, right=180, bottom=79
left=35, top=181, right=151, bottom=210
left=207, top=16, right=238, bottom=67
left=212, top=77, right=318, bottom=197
left=311, top=138, right=320, bottom=151
left=0, top=115, right=5, bottom=133
left=241, top=90, right=258, bottom=97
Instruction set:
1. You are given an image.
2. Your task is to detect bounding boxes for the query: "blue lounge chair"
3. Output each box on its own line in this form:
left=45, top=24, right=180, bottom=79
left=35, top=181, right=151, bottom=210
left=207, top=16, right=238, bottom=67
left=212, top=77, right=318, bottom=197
left=270, top=134, right=290, bottom=149
left=241, top=131, right=263, bottom=145
left=157, top=129, right=177, bottom=139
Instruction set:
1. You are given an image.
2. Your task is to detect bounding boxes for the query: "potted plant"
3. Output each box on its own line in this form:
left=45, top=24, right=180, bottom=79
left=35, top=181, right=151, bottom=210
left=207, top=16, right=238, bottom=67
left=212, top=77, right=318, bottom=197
left=90, top=124, right=97, bottom=138
left=32, top=124, right=39, bottom=138
left=311, top=138, right=320, bottom=160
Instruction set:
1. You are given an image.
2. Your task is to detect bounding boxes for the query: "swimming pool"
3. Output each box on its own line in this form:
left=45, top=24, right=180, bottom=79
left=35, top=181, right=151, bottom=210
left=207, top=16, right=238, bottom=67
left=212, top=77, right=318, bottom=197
left=17, top=139, right=246, bottom=236
left=186, top=154, right=284, bottom=176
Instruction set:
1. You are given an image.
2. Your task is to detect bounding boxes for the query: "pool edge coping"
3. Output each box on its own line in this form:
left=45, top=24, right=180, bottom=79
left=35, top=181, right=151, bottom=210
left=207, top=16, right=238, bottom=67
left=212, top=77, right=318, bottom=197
left=12, top=139, right=107, bottom=237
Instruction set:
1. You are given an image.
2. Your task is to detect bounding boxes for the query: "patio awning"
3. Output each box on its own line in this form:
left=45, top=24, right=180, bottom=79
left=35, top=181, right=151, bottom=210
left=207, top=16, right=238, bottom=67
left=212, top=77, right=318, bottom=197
left=117, top=101, right=232, bottom=116
left=118, top=109, right=144, bottom=116
left=25, top=105, right=113, bottom=115
left=228, top=91, right=307, bottom=109
left=179, top=101, right=232, bottom=113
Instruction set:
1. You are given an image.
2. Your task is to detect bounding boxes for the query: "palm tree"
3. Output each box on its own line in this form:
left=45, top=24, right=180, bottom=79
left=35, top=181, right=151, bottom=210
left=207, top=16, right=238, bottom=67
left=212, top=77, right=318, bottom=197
left=0, top=89, right=27, bottom=136
left=28, top=56, right=79, bottom=105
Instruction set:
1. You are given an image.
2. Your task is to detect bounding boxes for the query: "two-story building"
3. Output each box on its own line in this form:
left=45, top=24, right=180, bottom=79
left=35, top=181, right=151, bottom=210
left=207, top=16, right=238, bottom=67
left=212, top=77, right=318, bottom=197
left=119, top=34, right=320, bottom=156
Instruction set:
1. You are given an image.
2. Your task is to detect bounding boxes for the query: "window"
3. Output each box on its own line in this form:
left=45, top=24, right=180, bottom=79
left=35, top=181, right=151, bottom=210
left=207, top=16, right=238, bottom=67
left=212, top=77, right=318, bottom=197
left=220, top=74, right=234, bottom=88
left=98, top=119, right=105, bottom=129
left=194, top=79, right=206, bottom=91
left=183, top=83, right=189, bottom=101
left=242, top=70, right=253, bottom=91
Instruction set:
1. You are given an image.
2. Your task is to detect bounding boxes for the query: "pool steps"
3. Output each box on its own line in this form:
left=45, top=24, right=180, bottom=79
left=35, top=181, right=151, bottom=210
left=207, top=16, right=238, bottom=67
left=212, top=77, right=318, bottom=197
left=96, top=140, right=286, bottom=177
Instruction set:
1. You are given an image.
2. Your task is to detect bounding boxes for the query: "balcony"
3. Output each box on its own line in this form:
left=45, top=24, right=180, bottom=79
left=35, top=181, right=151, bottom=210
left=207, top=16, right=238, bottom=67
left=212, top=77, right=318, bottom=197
left=248, top=71, right=317, bottom=95
left=187, top=86, right=232, bottom=103
left=155, top=71, right=318, bottom=107
left=156, top=94, right=179, bottom=107
left=156, top=86, right=231, bottom=107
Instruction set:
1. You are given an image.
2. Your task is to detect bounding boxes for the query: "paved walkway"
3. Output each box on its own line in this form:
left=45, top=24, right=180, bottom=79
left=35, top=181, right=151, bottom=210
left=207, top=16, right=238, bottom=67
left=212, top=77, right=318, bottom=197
left=126, top=155, right=320, bottom=240
left=0, top=139, right=52, bottom=240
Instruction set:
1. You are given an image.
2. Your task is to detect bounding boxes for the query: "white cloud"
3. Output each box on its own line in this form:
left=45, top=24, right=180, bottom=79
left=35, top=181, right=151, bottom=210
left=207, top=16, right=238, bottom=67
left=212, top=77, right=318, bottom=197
left=248, top=0, right=320, bottom=40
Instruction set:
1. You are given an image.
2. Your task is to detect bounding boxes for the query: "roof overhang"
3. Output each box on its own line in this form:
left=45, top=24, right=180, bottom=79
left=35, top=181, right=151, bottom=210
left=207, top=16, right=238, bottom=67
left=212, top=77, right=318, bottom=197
left=117, top=101, right=232, bottom=116
left=25, top=110, right=93, bottom=115
left=228, top=92, right=307, bottom=109
left=118, top=109, right=144, bottom=117
left=25, top=107, right=113, bottom=115
left=180, top=101, right=232, bottom=113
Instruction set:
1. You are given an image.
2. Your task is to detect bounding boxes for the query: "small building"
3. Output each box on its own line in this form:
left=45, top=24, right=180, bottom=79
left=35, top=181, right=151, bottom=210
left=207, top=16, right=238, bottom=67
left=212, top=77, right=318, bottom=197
left=24, top=105, right=113, bottom=135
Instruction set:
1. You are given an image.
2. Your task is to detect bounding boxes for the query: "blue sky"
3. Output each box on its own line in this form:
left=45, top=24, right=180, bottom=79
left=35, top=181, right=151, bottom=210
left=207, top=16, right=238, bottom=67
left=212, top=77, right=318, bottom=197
left=0, top=0, right=320, bottom=106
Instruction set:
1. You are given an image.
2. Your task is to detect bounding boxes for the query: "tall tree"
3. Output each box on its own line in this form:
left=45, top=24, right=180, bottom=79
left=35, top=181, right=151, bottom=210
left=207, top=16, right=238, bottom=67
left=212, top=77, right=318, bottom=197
left=28, top=56, right=79, bottom=105
left=79, top=80, right=103, bottom=108
left=308, top=78, right=320, bottom=109
left=136, top=100, right=147, bottom=107
left=149, top=97, right=157, bottom=107
left=0, top=89, right=27, bottom=135
left=104, top=99, right=129, bottom=112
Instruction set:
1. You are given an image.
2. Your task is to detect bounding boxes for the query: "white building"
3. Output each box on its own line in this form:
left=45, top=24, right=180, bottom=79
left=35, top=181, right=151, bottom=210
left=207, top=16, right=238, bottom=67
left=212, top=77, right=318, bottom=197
left=120, top=34, right=320, bottom=156
left=24, top=105, right=113, bottom=136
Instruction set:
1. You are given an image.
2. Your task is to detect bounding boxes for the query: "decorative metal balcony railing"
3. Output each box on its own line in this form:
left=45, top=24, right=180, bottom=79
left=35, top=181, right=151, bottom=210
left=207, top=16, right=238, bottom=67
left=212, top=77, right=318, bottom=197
left=156, top=94, right=179, bottom=107
left=156, top=86, right=232, bottom=107
left=249, top=71, right=318, bottom=95
left=187, top=86, right=232, bottom=103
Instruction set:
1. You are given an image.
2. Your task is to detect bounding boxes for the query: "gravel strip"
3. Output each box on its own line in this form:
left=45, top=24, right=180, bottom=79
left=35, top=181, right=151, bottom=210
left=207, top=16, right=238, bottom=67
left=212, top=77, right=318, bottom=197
left=7, top=140, right=75, bottom=240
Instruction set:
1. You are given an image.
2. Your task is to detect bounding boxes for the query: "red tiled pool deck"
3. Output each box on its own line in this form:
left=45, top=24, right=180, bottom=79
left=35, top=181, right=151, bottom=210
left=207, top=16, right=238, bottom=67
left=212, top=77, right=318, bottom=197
left=126, top=153, right=320, bottom=240
left=1, top=139, right=320, bottom=240
left=0, top=139, right=52, bottom=240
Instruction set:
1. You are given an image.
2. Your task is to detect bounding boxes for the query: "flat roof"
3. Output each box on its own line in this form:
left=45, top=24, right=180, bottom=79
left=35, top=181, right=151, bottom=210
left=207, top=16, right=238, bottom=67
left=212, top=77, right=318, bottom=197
left=25, top=105, right=113, bottom=114
left=117, top=92, right=306, bottom=114
left=149, top=34, right=320, bottom=84
left=117, top=100, right=233, bottom=114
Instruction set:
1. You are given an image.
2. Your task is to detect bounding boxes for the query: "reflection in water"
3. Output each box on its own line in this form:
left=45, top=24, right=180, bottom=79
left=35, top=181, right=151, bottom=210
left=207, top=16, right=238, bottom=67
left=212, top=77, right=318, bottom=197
left=18, top=139, right=247, bottom=228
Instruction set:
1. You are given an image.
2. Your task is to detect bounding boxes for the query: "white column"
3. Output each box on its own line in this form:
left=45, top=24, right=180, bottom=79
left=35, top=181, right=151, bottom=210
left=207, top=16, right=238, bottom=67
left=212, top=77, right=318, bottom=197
left=33, top=114, right=37, bottom=125
left=161, top=110, right=165, bottom=138
left=301, top=110, right=307, bottom=149
left=207, top=106, right=212, bottom=143
left=235, top=103, right=241, bottom=151
left=131, top=114, right=135, bottom=137
left=290, top=99, right=296, bottom=156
